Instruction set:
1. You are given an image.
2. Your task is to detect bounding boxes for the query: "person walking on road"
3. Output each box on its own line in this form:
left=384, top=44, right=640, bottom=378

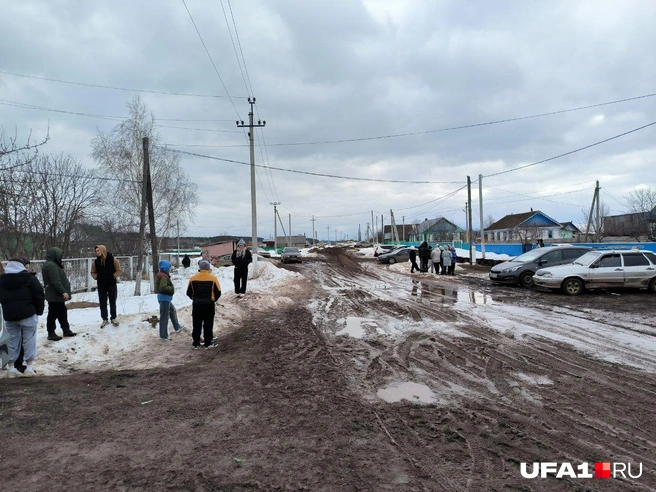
left=408, top=247, right=420, bottom=273
left=449, top=246, right=458, bottom=275
left=186, top=260, right=221, bottom=349
left=181, top=254, right=191, bottom=269
left=231, top=239, right=252, bottom=296
left=156, top=260, right=184, bottom=340
left=0, top=257, right=45, bottom=377
left=41, top=247, right=77, bottom=341
left=91, top=245, right=122, bottom=328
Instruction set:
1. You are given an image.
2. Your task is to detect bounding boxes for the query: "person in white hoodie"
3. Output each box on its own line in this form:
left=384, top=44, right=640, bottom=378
left=0, top=257, right=45, bottom=377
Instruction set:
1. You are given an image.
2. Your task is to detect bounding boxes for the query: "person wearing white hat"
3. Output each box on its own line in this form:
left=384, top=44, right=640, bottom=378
left=231, top=239, right=252, bottom=296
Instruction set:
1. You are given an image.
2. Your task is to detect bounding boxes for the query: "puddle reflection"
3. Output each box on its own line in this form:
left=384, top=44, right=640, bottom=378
left=409, top=281, right=494, bottom=305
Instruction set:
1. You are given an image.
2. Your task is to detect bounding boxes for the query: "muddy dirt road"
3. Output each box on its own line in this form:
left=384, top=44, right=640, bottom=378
left=2, top=247, right=655, bottom=491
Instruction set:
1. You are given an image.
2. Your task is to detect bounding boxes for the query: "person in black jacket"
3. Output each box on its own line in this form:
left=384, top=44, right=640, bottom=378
left=408, top=248, right=420, bottom=273
left=181, top=254, right=191, bottom=269
left=231, top=239, right=252, bottom=296
left=0, top=257, right=45, bottom=377
left=91, top=245, right=122, bottom=328
left=186, top=260, right=222, bottom=349
left=418, top=241, right=430, bottom=272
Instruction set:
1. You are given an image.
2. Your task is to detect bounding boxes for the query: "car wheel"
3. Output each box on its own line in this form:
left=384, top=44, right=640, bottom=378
left=562, top=277, right=584, bottom=296
left=649, top=278, right=656, bottom=293
left=519, top=271, right=534, bottom=288
left=389, top=257, right=396, bottom=264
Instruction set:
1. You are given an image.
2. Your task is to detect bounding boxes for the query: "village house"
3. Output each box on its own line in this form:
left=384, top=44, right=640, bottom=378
left=408, top=217, right=463, bottom=243
left=485, top=210, right=580, bottom=245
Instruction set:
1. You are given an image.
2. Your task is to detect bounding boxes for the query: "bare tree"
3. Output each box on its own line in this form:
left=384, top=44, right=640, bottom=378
left=484, top=214, right=496, bottom=229
left=624, top=187, right=656, bottom=214
left=0, top=126, right=49, bottom=167
left=25, top=154, right=103, bottom=257
left=91, top=96, right=198, bottom=249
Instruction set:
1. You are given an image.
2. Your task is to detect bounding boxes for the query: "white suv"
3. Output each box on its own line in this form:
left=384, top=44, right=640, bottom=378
left=534, top=250, right=656, bottom=295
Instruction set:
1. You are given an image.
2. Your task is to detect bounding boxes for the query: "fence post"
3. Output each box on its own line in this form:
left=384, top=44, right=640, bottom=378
left=87, top=258, right=94, bottom=292
left=129, top=256, right=134, bottom=281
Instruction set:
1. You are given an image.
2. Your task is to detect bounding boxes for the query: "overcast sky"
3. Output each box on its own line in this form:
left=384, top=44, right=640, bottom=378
left=2, top=0, right=655, bottom=241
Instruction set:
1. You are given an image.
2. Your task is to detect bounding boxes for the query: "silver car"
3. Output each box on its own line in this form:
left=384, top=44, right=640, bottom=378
left=280, top=247, right=302, bottom=264
left=534, top=250, right=656, bottom=295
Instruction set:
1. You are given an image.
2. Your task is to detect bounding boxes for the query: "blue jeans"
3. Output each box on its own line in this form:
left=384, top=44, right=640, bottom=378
left=6, top=315, right=38, bottom=364
left=158, top=301, right=181, bottom=339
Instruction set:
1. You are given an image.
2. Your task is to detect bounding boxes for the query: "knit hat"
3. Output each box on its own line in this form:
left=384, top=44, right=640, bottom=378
left=237, top=239, right=246, bottom=246
left=198, top=259, right=211, bottom=271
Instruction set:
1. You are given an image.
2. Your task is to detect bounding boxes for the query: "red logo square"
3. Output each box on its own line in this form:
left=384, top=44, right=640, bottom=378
left=595, top=462, right=611, bottom=479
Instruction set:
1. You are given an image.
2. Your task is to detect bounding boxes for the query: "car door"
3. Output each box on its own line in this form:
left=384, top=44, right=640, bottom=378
left=535, top=249, right=562, bottom=270
left=588, top=253, right=624, bottom=287
left=621, top=253, right=653, bottom=287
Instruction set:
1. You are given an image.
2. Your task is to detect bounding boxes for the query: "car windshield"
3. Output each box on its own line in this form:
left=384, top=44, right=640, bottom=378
left=510, top=251, right=543, bottom=263
left=283, top=247, right=300, bottom=253
left=572, top=251, right=602, bottom=266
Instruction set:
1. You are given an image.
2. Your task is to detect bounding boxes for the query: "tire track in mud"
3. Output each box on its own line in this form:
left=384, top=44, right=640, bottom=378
left=309, top=248, right=656, bottom=489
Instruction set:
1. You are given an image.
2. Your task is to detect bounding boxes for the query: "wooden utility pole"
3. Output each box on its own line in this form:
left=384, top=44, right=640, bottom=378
left=271, top=202, right=280, bottom=251
left=311, top=215, right=316, bottom=247
left=134, top=145, right=149, bottom=296
left=584, top=181, right=600, bottom=242
left=144, top=137, right=159, bottom=283
left=236, top=98, right=266, bottom=272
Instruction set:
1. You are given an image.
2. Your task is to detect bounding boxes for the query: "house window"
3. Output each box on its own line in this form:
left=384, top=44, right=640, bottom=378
left=547, top=229, right=553, bottom=239
left=496, top=232, right=501, bottom=241
left=503, top=231, right=507, bottom=241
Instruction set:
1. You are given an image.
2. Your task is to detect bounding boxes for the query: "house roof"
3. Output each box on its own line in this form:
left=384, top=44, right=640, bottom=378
left=645, top=205, right=656, bottom=222
left=487, top=211, right=562, bottom=231
left=560, top=221, right=581, bottom=233
left=409, top=217, right=463, bottom=235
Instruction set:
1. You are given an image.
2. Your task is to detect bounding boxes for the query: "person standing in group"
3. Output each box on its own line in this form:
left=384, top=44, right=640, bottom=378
left=231, top=239, right=252, bottom=296
left=186, top=259, right=221, bottom=349
left=0, top=257, right=45, bottom=377
left=181, top=254, right=191, bottom=269
left=91, top=245, right=122, bottom=328
left=408, top=247, right=420, bottom=273
left=441, top=245, right=453, bottom=275
left=418, top=241, right=430, bottom=272
left=41, top=247, right=77, bottom=341
left=156, top=260, right=184, bottom=340
left=449, top=246, right=458, bottom=275
left=430, top=246, right=442, bottom=276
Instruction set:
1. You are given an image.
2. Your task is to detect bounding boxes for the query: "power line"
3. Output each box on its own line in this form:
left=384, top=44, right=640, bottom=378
left=0, top=99, right=240, bottom=128
left=0, top=69, right=245, bottom=99
left=219, top=0, right=250, bottom=97
left=484, top=120, right=656, bottom=178
left=166, top=92, right=656, bottom=148
left=226, top=0, right=254, bottom=96
left=181, top=0, right=242, bottom=119
left=163, top=147, right=464, bottom=184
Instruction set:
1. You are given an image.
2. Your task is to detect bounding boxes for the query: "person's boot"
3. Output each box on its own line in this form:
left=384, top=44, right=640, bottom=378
left=63, top=330, right=77, bottom=337
left=47, top=333, right=63, bottom=341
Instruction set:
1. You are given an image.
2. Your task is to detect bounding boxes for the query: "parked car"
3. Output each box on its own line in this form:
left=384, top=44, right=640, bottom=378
left=280, top=247, right=302, bottom=264
left=534, top=249, right=656, bottom=295
left=378, top=247, right=412, bottom=264
left=211, top=254, right=233, bottom=267
left=247, top=247, right=271, bottom=258
left=373, top=244, right=396, bottom=257
left=489, top=246, right=592, bottom=288
left=354, top=242, right=372, bottom=248
left=0, top=305, right=9, bottom=369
